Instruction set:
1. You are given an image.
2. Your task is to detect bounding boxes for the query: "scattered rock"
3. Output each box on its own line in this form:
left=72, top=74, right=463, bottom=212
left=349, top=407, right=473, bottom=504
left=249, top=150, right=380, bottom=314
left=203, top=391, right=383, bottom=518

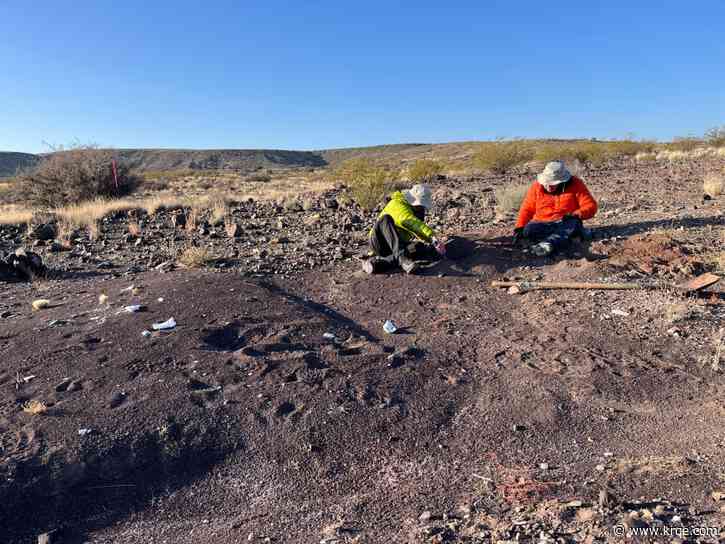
left=108, top=391, right=126, bottom=408
left=55, top=378, right=72, bottom=392
left=30, top=223, right=56, bottom=241
left=37, top=529, right=58, bottom=544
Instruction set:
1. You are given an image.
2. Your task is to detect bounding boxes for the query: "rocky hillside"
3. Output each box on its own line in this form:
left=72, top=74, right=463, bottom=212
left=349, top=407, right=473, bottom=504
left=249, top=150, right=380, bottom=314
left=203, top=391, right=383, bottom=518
left=0, top=152, right=38, bottom=178
left=1, top=144, right=441, bottom=177
left=113, top=148, right=327, bottom=172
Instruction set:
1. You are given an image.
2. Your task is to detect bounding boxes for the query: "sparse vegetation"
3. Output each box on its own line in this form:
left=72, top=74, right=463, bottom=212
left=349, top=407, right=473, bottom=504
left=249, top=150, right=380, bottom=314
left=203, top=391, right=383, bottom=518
left=408, top=159, right=444, bottom=183
left=247, top=171, right=272, bottom=182
left=55, top=198, right=138, bottom=230
left=494, top=183, right=529, bottom=215
left=667, top=136, right=703, bottom=152
left=705, top=126, right=725, bottom=147
left=144, top=195, right=185, bottom=215
left=178, top=245, right=213, bottom=268
left=0, top=207, right=33, bottom=226
left=535, top=141, right=609, bottom=165
left=703, top=172, right=723, bottom=197
left=209, top=196, right=229, bottom=226
left=185, top=207, right=200, bottom=232
left=336, top=158, right=398, bottom=211
left=17, top=146, right=140, bottom=206
left=473, top=140, right=533, bottom=173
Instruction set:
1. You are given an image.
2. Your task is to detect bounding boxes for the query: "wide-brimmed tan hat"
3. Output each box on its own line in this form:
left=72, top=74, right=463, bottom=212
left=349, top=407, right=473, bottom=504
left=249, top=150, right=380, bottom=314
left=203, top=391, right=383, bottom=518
left=403, top=184, right=433, bottom=209
left=537, top=160, right=571, bottom=186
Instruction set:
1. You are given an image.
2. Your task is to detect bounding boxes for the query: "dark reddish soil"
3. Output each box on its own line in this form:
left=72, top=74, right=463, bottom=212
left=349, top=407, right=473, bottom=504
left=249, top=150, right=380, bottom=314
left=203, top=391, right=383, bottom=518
left=1, top=157, right=723, bottom=543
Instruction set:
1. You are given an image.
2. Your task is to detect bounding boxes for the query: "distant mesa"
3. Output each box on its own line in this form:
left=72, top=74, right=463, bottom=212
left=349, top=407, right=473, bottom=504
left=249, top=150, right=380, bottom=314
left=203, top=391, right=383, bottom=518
left=0, top=143, right=431, bottom=178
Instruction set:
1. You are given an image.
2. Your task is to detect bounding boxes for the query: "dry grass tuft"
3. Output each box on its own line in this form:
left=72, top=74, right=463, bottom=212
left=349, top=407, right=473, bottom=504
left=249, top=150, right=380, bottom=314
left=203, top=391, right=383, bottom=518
left=712, top=328, right=724, bottom=372
left=209, top=198, right=229, bottom=226
left=57, top=220, right=75, bottom=243
left=185, top=207, right=200, bottom=232
left=32, top=299, right=51, bottom=311
left=703, top=172, right=723, bottom=198
left=494, top=184, right=529, bottom=214
left=0, top=207, right=34, bottom=226
left=664, top=301, right=700, bottom=324
left=22, top=399, right=48, bottom=416
left=143, top=195, right=185, bottom=215
left=55, top=198, right=138, bottom=228
left=178, top=246, right=213, bottom=268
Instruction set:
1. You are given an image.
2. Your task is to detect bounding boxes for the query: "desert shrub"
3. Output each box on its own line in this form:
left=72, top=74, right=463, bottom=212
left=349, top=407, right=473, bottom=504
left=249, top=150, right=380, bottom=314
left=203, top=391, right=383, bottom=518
left=336, top=158, right=398, bottom=211
left=605, top=140, right=655, bottom=157
left=703, top=172, right=724, bottom=197
left=178, top=245, right=213, bottom=268
left=494, top=183, right=529, bottom=214
left=473, top=140, right=533, bottom=173
left=705, top=126, right=725, bottom=147
left=535, top=142, right=609, bottom=165
left=667, top=136, right=703, bottom=152
left=408, top=159, right=444, bottom=183
left=18, top=146, right=139, bottom=207
left=248, top=172, right=272, bottom=182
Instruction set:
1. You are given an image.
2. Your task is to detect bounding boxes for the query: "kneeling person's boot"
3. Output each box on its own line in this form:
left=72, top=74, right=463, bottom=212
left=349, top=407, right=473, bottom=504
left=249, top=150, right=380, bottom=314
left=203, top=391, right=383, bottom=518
left=531, top=242, right=553, bottom=257
left=362, top=257, right=386, bottom=275
left=398, top=256, right=420, bottom=275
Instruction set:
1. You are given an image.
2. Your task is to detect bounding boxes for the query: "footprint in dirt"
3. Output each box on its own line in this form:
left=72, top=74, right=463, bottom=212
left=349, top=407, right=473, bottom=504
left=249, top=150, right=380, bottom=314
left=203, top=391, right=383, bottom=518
left=201, top=322, right=245, bottom=352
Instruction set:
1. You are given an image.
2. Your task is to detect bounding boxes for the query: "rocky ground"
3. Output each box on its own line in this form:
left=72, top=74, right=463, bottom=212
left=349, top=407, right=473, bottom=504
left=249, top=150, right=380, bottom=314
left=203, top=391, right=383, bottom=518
left=0, top=157, right=723, bottom=543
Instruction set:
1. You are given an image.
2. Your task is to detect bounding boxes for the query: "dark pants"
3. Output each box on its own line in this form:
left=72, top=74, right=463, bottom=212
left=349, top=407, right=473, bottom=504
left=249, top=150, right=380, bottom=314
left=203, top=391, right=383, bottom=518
left=523, top=216, right=586, bottom=253
left=369, top=215, right=438, bottom=267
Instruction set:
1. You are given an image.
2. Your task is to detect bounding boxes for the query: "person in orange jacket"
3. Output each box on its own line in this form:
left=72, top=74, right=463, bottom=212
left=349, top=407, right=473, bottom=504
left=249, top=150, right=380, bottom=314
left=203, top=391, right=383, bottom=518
left=514, top=160, right=598, bottom=256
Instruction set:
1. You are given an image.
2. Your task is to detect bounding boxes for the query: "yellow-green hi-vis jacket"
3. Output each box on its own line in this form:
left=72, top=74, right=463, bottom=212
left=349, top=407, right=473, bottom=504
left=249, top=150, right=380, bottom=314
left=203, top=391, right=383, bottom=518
left=372, top=191, right=436, bottom=243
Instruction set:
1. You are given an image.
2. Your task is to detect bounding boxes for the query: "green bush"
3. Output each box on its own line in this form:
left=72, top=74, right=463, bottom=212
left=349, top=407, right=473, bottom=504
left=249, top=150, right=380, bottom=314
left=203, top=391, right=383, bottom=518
left=18, top=146, right=139, bottom=207
left=473, top=140, right=533, bottom=173
left=336, top=158, right=398, bottom=211
left=408, top=159, right=443, bottom=183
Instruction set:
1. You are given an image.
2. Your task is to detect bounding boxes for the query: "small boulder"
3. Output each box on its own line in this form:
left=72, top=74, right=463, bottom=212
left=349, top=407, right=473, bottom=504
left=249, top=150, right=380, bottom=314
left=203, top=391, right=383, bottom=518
left=30, top=223, right=56, bottom=241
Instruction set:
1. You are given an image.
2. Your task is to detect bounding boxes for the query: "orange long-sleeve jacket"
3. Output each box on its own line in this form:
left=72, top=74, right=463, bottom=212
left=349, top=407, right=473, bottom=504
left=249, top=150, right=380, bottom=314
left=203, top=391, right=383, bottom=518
left=515, top=176, right=598, bottom=229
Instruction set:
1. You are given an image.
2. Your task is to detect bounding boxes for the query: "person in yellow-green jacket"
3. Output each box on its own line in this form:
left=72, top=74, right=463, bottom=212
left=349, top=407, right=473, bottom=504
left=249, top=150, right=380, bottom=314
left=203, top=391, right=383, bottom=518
left=362, top=184, right=446, bottom=275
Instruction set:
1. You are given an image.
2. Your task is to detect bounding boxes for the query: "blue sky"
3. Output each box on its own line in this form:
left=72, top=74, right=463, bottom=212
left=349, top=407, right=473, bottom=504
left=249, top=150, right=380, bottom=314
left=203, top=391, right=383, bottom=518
left=1, top=1, right=724, bottom=153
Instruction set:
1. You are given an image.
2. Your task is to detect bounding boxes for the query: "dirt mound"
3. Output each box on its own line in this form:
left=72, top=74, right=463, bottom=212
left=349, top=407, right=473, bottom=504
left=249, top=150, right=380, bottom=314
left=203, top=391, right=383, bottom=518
left=607, top=233, right=706, bottom=277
